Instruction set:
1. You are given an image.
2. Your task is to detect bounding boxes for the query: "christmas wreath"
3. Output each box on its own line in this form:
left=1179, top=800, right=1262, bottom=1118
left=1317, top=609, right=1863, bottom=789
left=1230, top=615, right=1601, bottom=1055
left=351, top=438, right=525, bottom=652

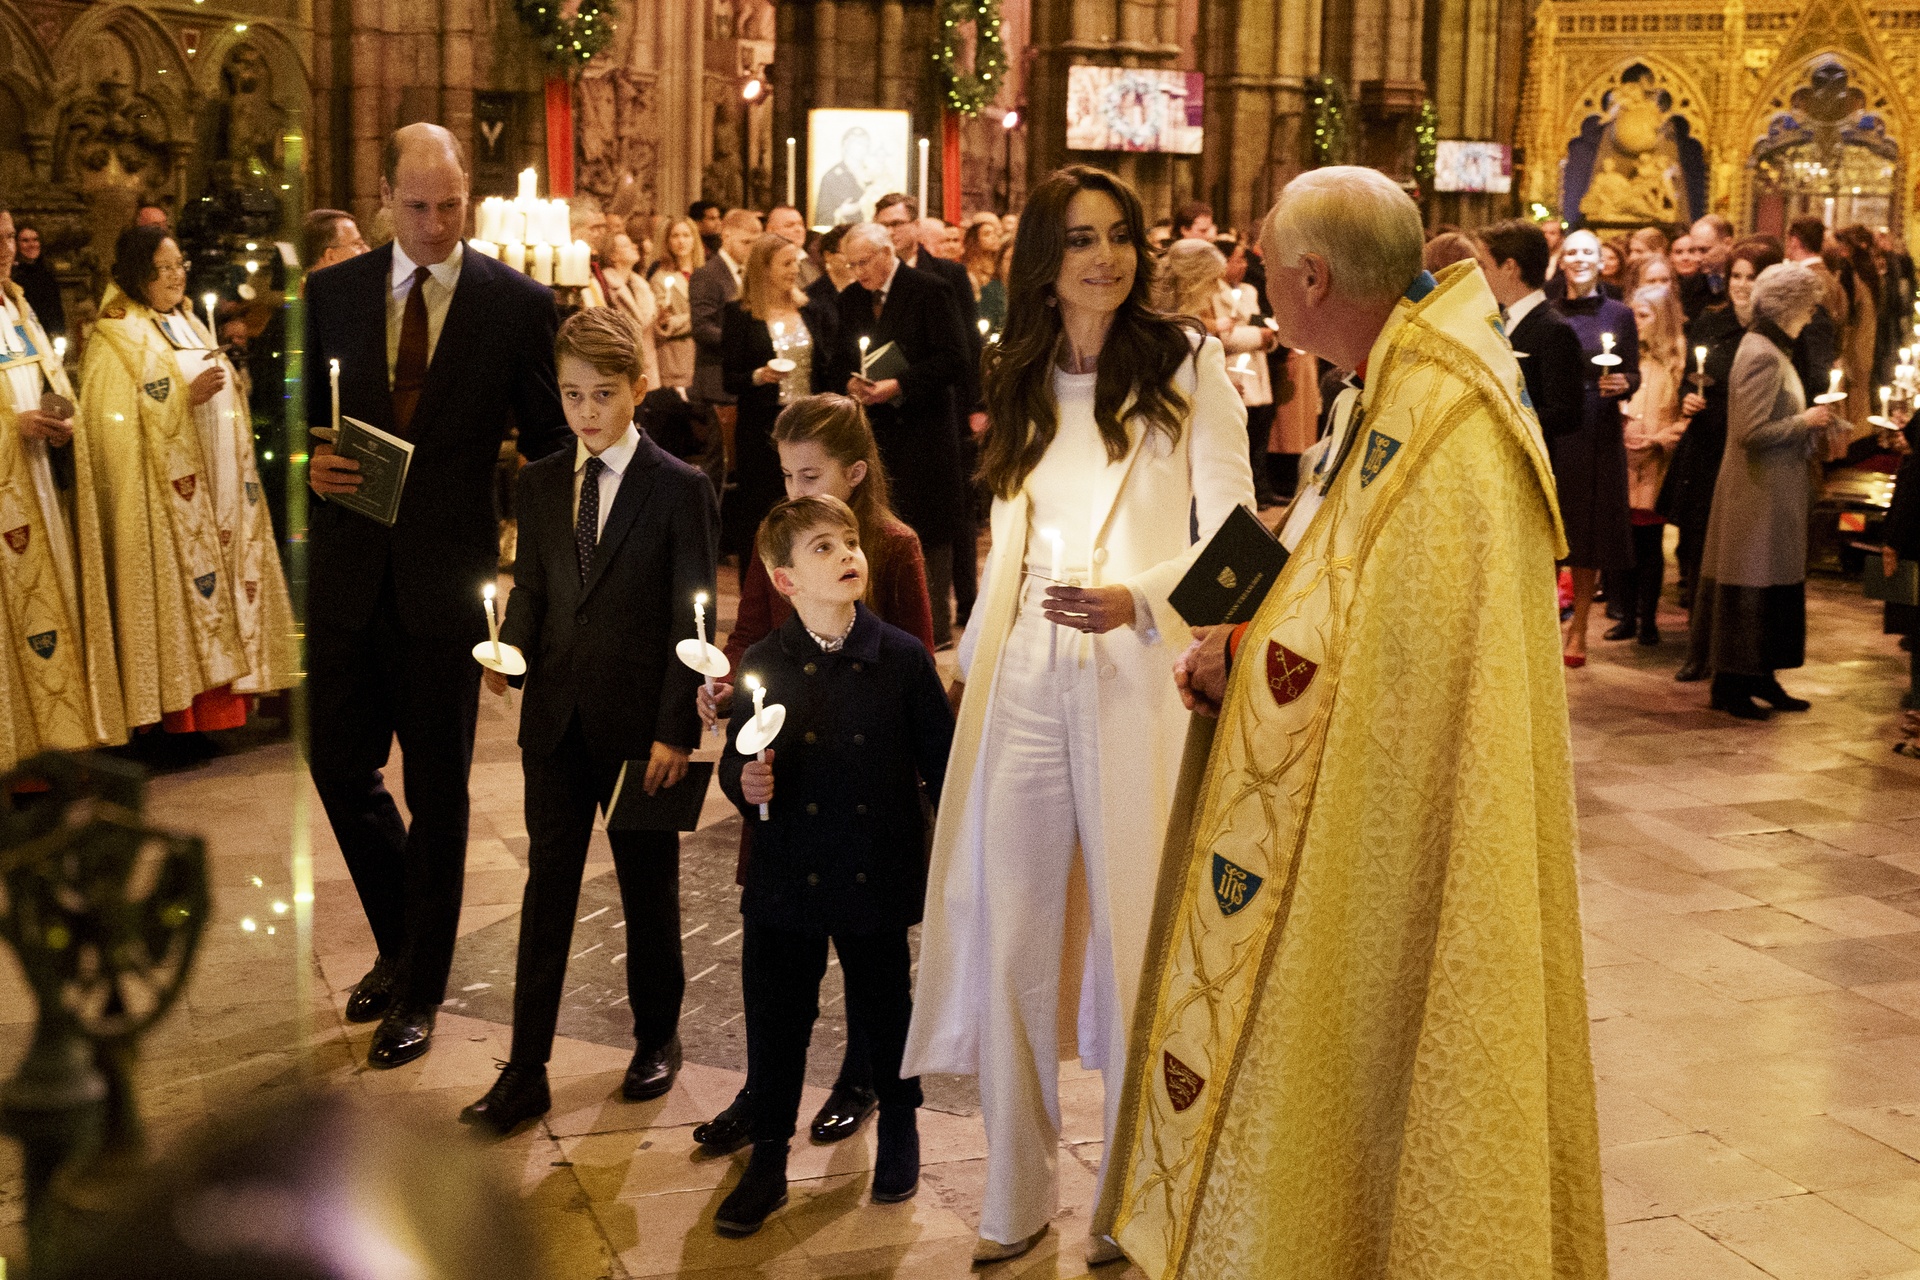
left=934, top=0, right=1007, bottom=116
left=513, top=0, right=612, bottom=72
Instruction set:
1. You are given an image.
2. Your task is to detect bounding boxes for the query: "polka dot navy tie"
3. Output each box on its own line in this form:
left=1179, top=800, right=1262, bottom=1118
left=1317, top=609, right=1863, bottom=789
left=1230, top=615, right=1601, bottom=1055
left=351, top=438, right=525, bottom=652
left=576, top=456, right=604, bottom=582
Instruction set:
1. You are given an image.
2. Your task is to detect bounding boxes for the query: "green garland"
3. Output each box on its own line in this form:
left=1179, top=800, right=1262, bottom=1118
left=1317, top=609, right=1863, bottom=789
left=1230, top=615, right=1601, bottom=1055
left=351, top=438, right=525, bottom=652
left=1413, top=99, right=1438, bottom=191
left=513, top=0, right=612, bottom=72
left=1308, top=76, right=1349, bottom=167
left=934, top=0, right=1007, bottom=116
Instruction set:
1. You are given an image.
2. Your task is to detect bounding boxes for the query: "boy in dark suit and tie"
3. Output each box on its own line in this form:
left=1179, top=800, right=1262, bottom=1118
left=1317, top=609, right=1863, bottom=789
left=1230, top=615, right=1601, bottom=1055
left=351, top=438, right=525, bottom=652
left=461, top=308, right=719, bottom=1135
left=1477, top=219, right=1585, bottom=442
left=711, top=495, right=954, bottom=1235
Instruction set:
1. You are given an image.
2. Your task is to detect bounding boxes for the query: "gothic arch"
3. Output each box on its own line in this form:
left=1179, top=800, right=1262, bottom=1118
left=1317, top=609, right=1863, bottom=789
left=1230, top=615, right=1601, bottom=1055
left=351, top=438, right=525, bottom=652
left=1561, top=56, right=1711, bottom=152
left=50, top=4, right=195, bottom=142
left=0, top=0, right=56, bottom=98
left=1560, top=56, right=1712, bottom=226
left=190, top=21, right=311, bottom=107
left=1742, top=50, right=1908, bottom=160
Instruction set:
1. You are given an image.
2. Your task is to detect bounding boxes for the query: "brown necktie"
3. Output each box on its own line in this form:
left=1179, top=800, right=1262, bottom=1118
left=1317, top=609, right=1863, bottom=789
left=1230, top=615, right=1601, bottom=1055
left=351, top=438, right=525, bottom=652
left=872, top=290, right=885, bottom=320
left=391, top=265, right=431, bottom=434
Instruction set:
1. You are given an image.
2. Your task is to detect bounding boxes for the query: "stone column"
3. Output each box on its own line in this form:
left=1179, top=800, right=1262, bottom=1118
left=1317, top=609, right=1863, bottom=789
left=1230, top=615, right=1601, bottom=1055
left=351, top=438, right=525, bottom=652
left=1202, top=0, right=1318, bottom=233
left=655, top=0, right=704, bottom=218
left=1351, top=0, right=1425, bottom=180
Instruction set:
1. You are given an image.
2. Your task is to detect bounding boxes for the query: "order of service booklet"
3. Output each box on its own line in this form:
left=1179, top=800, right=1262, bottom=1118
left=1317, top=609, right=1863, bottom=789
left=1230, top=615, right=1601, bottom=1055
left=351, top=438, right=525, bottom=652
left=1168, top=504, right=1291, bottom=628
left=604, top=759, right=716, bottom=832
left=325, top=415, right=414, bottom=527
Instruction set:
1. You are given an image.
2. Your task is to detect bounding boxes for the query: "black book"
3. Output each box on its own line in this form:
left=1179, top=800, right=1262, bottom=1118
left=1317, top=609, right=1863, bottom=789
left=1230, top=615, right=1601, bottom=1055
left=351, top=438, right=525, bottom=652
left=859, top=340, right=911, bottom=384
left=1866, top=554, right=1920, bottom=607
left=605, top=759, right=715, bottom=832
left=1168, top=505, right=1290, bottom=627
left=322, top=415, right=414, bottom=527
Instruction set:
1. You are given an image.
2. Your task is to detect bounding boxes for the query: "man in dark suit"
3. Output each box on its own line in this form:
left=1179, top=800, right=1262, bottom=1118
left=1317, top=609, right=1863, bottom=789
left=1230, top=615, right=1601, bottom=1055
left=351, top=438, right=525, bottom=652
left=1478, top=220, right=1585, bottom=442
left=874, top=193, right=983, bottom=636
left=305, top=123, right=567, bottom=1068
left=690, top=208, right=762, bottom=495
left=824, top=223, right=968, bottom=646
left=1786, top=217, right=1842, bottom=406
left=461, top=308, right=719, bottom=1134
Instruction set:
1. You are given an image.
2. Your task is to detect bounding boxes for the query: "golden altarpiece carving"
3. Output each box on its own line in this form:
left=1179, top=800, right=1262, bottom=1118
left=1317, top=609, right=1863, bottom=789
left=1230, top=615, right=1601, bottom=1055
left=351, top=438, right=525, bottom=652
left=1520, top=0, right=1914, bottom=237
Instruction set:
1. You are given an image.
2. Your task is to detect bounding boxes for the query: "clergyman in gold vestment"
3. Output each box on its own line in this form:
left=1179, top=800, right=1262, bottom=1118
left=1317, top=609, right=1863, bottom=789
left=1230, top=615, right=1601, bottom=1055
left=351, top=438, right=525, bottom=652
left=1106, top=169, right=1607, bottom=1280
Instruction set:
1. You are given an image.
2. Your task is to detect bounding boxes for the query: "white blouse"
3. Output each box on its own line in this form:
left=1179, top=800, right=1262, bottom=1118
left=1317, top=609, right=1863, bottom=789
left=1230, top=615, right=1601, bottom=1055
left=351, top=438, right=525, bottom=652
left=1022, top=368, right=1110, bottom=582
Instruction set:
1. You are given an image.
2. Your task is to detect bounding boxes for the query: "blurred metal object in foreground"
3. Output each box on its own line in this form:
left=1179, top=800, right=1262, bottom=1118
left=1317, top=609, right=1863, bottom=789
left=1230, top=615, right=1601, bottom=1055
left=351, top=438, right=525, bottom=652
left=0, top=751, right=208, bottom=1274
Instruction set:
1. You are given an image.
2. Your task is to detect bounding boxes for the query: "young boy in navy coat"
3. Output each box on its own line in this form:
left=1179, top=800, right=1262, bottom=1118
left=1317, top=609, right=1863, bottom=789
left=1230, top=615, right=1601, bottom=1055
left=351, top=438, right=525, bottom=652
left=460, top=307, right=719, bottom=1136
left=714, top=495, right=954, bottom=1234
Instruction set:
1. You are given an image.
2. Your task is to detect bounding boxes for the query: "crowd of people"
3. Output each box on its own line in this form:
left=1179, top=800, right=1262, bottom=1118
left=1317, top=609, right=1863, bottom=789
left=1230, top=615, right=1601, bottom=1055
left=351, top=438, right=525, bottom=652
left=6, top=116, right=1918, bottom=1278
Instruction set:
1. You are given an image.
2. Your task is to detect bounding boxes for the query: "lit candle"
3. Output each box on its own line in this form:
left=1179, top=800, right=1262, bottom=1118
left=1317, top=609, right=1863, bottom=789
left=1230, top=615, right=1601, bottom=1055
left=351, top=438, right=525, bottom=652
left=746, top=674, right=770, bottom=821
left=1902, top=347, right=1911, bottom=366
left=786, top=136, right=797, bottom=208
left=53, top=336, right=66, bottom=364
left=918, top=137, right=930, bottom=214
left=694, top=590, right=716, bottom=701
left=978, top=318, right=990, bottom=337
left=532, top=242, right=554, bottom=285
left=502, top=241, right=526, bottom=274
left=1600, top=332, right=1615, bottom=356
left=329, top=358, right=340, bottom=434
left=858, top=334, right=871, bottom=378
left=483, top=583, right=502, bottom=660
left=1828, top=367, right=1844, bottom=399
left=1694, top=345, right=1707, bottom=376
left=518, top=166, right=539, bottom=204
left=1041, top=526, right=1064, bottom=582
left=203, top=292, right=218, bottom=340
left=1881, top=385, right=1892, bottom=418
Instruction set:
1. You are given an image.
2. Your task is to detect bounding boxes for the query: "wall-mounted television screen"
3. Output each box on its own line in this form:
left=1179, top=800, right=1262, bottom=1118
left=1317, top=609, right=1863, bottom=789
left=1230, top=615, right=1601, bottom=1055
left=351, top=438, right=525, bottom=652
left=1433, top=140, right=1513, bottom=193
left=1064, top=66, right=1204, bottom=155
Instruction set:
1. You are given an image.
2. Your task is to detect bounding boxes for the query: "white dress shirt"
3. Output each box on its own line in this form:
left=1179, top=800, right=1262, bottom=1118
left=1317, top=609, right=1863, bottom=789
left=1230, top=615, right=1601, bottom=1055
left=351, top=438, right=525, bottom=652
left=1505, top=288, right=1547, bottom=331
left=572, top=424, right=640, bottom=541
left=386, top=240, right=464, bottom=383
left=717, top=250, right=745, bottom=290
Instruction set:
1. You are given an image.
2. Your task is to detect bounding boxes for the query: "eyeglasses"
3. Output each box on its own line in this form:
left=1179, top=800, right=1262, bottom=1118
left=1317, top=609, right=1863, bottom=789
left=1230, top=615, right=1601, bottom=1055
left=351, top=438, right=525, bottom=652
left=155, top=260, right=192, bottom=275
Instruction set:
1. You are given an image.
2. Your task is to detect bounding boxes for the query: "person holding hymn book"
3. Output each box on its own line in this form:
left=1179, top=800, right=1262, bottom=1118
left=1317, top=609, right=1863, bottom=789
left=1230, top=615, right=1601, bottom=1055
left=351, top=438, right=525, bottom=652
left=691, top=393, right=933, bottom=1156
left=712, top=494, right=954, bottom=1236
left=460, top=307, right=718, bottom=1136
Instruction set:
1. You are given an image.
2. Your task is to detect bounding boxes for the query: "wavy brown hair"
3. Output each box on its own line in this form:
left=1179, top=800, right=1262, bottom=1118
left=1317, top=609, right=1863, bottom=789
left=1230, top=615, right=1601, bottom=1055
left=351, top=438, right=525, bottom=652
left=979, top=165, right=1201, bottom=499
left=771, top=393, right=904, bottom=594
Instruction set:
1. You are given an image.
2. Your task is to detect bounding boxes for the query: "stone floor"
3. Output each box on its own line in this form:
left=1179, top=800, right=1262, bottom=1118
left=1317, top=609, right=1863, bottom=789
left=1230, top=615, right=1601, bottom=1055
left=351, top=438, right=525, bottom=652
left=3, top=563, right=1919, bottom=1279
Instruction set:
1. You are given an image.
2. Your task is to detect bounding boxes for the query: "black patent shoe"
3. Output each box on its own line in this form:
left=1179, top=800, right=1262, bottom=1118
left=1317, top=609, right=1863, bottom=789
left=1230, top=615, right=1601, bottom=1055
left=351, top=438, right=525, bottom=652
left=694, top=1089, right=753, bottom=1155
left=344, top=956, right=394, bottom=1024
left=460, top=1062, right=551, bottom=1136
left=1674, top=661, right=1708, bottom=683
left=367, top=1004, right=436, bottom=1068
left=623, top=1034, right=682, bottom=1101
left=1756, top=679, right=1810, bottom=712
left=809, top=1084, right=878, bottom=1144
left=1603, top=620, right=1636, bottom=642
left=1637, top=621, right=1661, bottom=647
left=714, top=1142, right=789, bottom=1236
left=872, top=1108, right=920, bottom=1203
left=1709, top=676, right=1771, bottom=722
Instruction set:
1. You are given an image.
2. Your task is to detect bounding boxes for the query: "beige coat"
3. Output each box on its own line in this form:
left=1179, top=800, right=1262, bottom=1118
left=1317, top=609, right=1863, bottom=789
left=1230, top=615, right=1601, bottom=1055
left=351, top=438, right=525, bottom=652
left=650, top=268, right=695, bottom=389
left=904, top=336, right=1255, bottom=1076
left=1622, top=350, right=1688, bottom=510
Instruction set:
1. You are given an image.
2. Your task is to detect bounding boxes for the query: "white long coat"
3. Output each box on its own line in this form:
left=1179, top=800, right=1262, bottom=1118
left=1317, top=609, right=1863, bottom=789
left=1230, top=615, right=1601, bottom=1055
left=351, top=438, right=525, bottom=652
left=904, top=335, right=1254, bottom=1076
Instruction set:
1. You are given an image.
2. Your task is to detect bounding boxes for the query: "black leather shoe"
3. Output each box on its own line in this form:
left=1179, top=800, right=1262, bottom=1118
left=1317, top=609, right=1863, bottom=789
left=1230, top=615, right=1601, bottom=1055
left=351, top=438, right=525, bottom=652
left=367, top=1004, right=435, bottom=1068
left=1674, top=662, right=1707, bottom=683
left=809, top=1083, right=878, bottom=1144
left=714, top=1142, right=788, bottom=1236
left=460, top=1062, right=550, bottom=1136
left=344, top=956, right=394, bottom=1024
left=1602, top=620, right=1636, bottom=642
left=1756, top=679, right=1810, bottom=712
left=872, top=1109, right=920, bottom=1203
left=1709, top=676, right=1771, bottom=722
left=693, top=1088, right=753, bottom=1154
left=622, top=1035, right=681, bottom=1101
left=1637, top=622, right=1662, bottom=647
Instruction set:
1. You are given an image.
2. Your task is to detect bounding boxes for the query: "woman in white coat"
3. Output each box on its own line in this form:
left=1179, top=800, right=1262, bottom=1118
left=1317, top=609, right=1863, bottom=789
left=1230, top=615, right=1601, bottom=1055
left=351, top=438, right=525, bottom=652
left=902, top=165, right=1253, bottom=1265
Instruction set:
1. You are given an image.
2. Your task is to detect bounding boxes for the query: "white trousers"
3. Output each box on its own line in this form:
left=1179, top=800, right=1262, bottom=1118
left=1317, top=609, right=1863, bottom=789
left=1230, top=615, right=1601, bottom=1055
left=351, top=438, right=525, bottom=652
left=976, top=604, right=1129, bottom=1245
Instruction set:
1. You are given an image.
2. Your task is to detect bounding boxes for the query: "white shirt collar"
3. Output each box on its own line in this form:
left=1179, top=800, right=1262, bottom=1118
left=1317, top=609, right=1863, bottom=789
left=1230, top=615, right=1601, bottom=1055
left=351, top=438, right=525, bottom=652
left=391, top=240, right=464, bottom=296
left=1506, top=289, right=1546, bottom=330
left=877, top=256, right=901, bottom=299
left=718, top=250, right=745, bottom=283
left=575, top=423, right=640, bottom=476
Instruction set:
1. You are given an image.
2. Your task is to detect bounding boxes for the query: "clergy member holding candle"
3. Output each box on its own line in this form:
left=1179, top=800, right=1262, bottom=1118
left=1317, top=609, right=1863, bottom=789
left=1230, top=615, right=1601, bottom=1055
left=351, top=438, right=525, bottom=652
left=1549, top=227, right=1638, bottom=666
left=303, top=123, right=568, bottom=1071
left=460, top=306, right=719, bottom=1136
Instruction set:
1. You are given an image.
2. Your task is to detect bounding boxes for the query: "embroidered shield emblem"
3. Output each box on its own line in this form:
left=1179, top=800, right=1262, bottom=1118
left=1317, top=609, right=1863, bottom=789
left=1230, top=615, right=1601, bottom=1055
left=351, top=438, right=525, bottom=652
left=27, top=630, right=56, bottom=659
left=144, top=376, right=172, bottom=402
left=3, top=525, right=27, bottom=555
left=244, top=579, right=258, bottom=603
left=1359, top=429, right=1402, bottom=488
left=1163, top=1051, right=1204, bottom=1113
left=1216, top=565, right=1238, bottom=591
left=1211, top=854, right=1264, bottom=917
left=1265, top=641, right=1318, bottom=707
left=245, top=481, right=260, bottom=504
left=172, top=474, right=197, bottom=501
left=194, top=571, right=216, bottom=598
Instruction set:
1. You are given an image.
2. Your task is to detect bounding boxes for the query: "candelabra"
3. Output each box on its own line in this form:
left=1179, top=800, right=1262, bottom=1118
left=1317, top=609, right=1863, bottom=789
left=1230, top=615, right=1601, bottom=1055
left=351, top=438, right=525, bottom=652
left=0, top=752, right=208, bottom=1274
